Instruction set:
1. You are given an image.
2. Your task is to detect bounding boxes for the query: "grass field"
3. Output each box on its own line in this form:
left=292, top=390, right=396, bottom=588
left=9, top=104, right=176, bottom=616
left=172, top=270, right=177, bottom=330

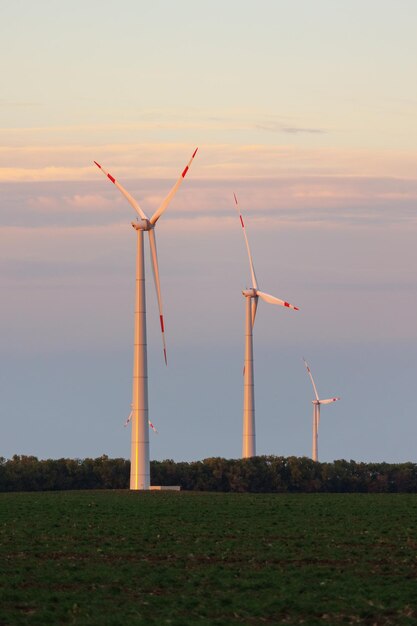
left=1, top=491, right=417, bottom=625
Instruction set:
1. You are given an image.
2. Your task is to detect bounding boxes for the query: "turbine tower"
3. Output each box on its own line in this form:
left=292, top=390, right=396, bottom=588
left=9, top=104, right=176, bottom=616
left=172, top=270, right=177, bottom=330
left=303, top=358, right=340, bottom=462
left=234, top=194, right=299, bottom=458
left=94, top=149, right=198, bottom=489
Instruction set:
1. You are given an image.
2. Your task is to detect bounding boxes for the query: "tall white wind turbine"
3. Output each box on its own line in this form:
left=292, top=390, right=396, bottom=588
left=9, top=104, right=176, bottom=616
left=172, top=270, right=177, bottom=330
left=303, top=358, right=340, bottom=462
left=94, top=149, right=198, bottom=490
left=234, top=194, right=299, bottom=458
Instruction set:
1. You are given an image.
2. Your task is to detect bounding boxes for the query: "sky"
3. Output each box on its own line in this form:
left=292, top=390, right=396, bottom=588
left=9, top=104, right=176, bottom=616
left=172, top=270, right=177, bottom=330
left=1, top=0, right=417, bottom=464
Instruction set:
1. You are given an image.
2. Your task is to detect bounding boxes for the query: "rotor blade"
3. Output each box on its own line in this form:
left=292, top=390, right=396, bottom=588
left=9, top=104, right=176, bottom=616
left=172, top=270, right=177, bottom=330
left=148, top=229, right=167, bottom=365
left=94, top=161, right=148, bottom=221
left=123, top=411, right=133, bottom=427
left=148, top=419, right=158, bottom=434
left=303, top=358, right=320, bottom=401
left=251, top=296, right=259, bottom=327
left=320, top=397, right=341, bottom=405
left=150, top=148, right=198, bottom=225
left=257, top=290, right=299, bottom=311
left=233, top=193, right=258, bottom=289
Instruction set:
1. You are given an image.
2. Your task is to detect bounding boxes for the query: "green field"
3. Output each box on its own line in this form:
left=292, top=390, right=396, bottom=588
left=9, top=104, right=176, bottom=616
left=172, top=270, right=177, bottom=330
left=1, top=492, right=417, bottom=625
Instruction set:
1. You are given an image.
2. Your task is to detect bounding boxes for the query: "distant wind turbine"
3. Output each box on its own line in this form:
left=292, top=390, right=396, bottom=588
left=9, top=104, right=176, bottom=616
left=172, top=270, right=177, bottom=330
left=234, top=194, right=299, bottom=458
left=303, top=358, right=340, bottom=462
left=124, top=407, right=158, bottom=434
left=94, top=149, right=198, bottom=489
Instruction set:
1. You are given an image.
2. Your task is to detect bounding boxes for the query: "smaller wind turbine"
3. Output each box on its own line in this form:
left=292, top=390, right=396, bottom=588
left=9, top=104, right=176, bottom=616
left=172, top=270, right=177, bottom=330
left=124, top=407, right=158, bottom=433
left=234, top=193, right=299, bottom=458
left=303, top=358, right=340, bottom=462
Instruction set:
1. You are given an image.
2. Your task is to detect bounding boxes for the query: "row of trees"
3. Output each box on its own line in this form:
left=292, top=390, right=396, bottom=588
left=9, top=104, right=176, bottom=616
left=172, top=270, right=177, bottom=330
left=2, top=455, right=417, bottom=492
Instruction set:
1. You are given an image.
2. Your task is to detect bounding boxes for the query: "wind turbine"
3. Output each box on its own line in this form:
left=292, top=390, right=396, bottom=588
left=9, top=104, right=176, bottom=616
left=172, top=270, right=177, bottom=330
left=303, top=358, right=340, bottom=462
left=124, top=407, right=158, bottom=433
left=234, top=194, right=299, bottom=458
left=94, top=148, right=198, bottom=490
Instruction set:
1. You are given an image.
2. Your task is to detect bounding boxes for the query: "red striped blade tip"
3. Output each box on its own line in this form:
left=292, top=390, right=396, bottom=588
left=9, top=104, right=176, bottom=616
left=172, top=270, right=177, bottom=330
left=93, top=161, right=101, bottom=168
left=192, top=147, right=198, bottom=158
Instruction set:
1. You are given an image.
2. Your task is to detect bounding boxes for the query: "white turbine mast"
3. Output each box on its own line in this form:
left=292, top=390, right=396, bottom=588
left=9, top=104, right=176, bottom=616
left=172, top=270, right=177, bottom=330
left=95, top=148, right=198, bottom=489
left=234, top=194, right=299, bottom=458
left=303, top=358, right=340, bottom=462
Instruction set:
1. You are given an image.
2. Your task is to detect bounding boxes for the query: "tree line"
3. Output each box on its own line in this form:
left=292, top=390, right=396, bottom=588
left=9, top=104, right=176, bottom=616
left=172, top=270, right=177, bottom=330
left=1, top=455, right=417, bottom=492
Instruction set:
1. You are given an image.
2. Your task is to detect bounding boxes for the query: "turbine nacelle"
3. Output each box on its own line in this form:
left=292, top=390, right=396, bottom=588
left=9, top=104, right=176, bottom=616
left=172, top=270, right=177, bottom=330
left=131, top=219, right=153, bottom=232
left=242, top=288, right=258, bottom=298
left=312, top=397, right=340, bottom=405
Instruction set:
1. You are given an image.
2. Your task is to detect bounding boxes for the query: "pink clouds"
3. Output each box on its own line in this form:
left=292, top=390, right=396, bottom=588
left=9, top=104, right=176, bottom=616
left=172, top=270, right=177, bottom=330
left=28, top=193, right=118, bottom=212
left=0, top=166, right=93, bottom=183
left=1, top=138, right=417, bottom=184
left=64, top=194, right=118, bottom=210
left=26, top=195, right=57, bottom=210
left=2, top=174, right=417, bottom=234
